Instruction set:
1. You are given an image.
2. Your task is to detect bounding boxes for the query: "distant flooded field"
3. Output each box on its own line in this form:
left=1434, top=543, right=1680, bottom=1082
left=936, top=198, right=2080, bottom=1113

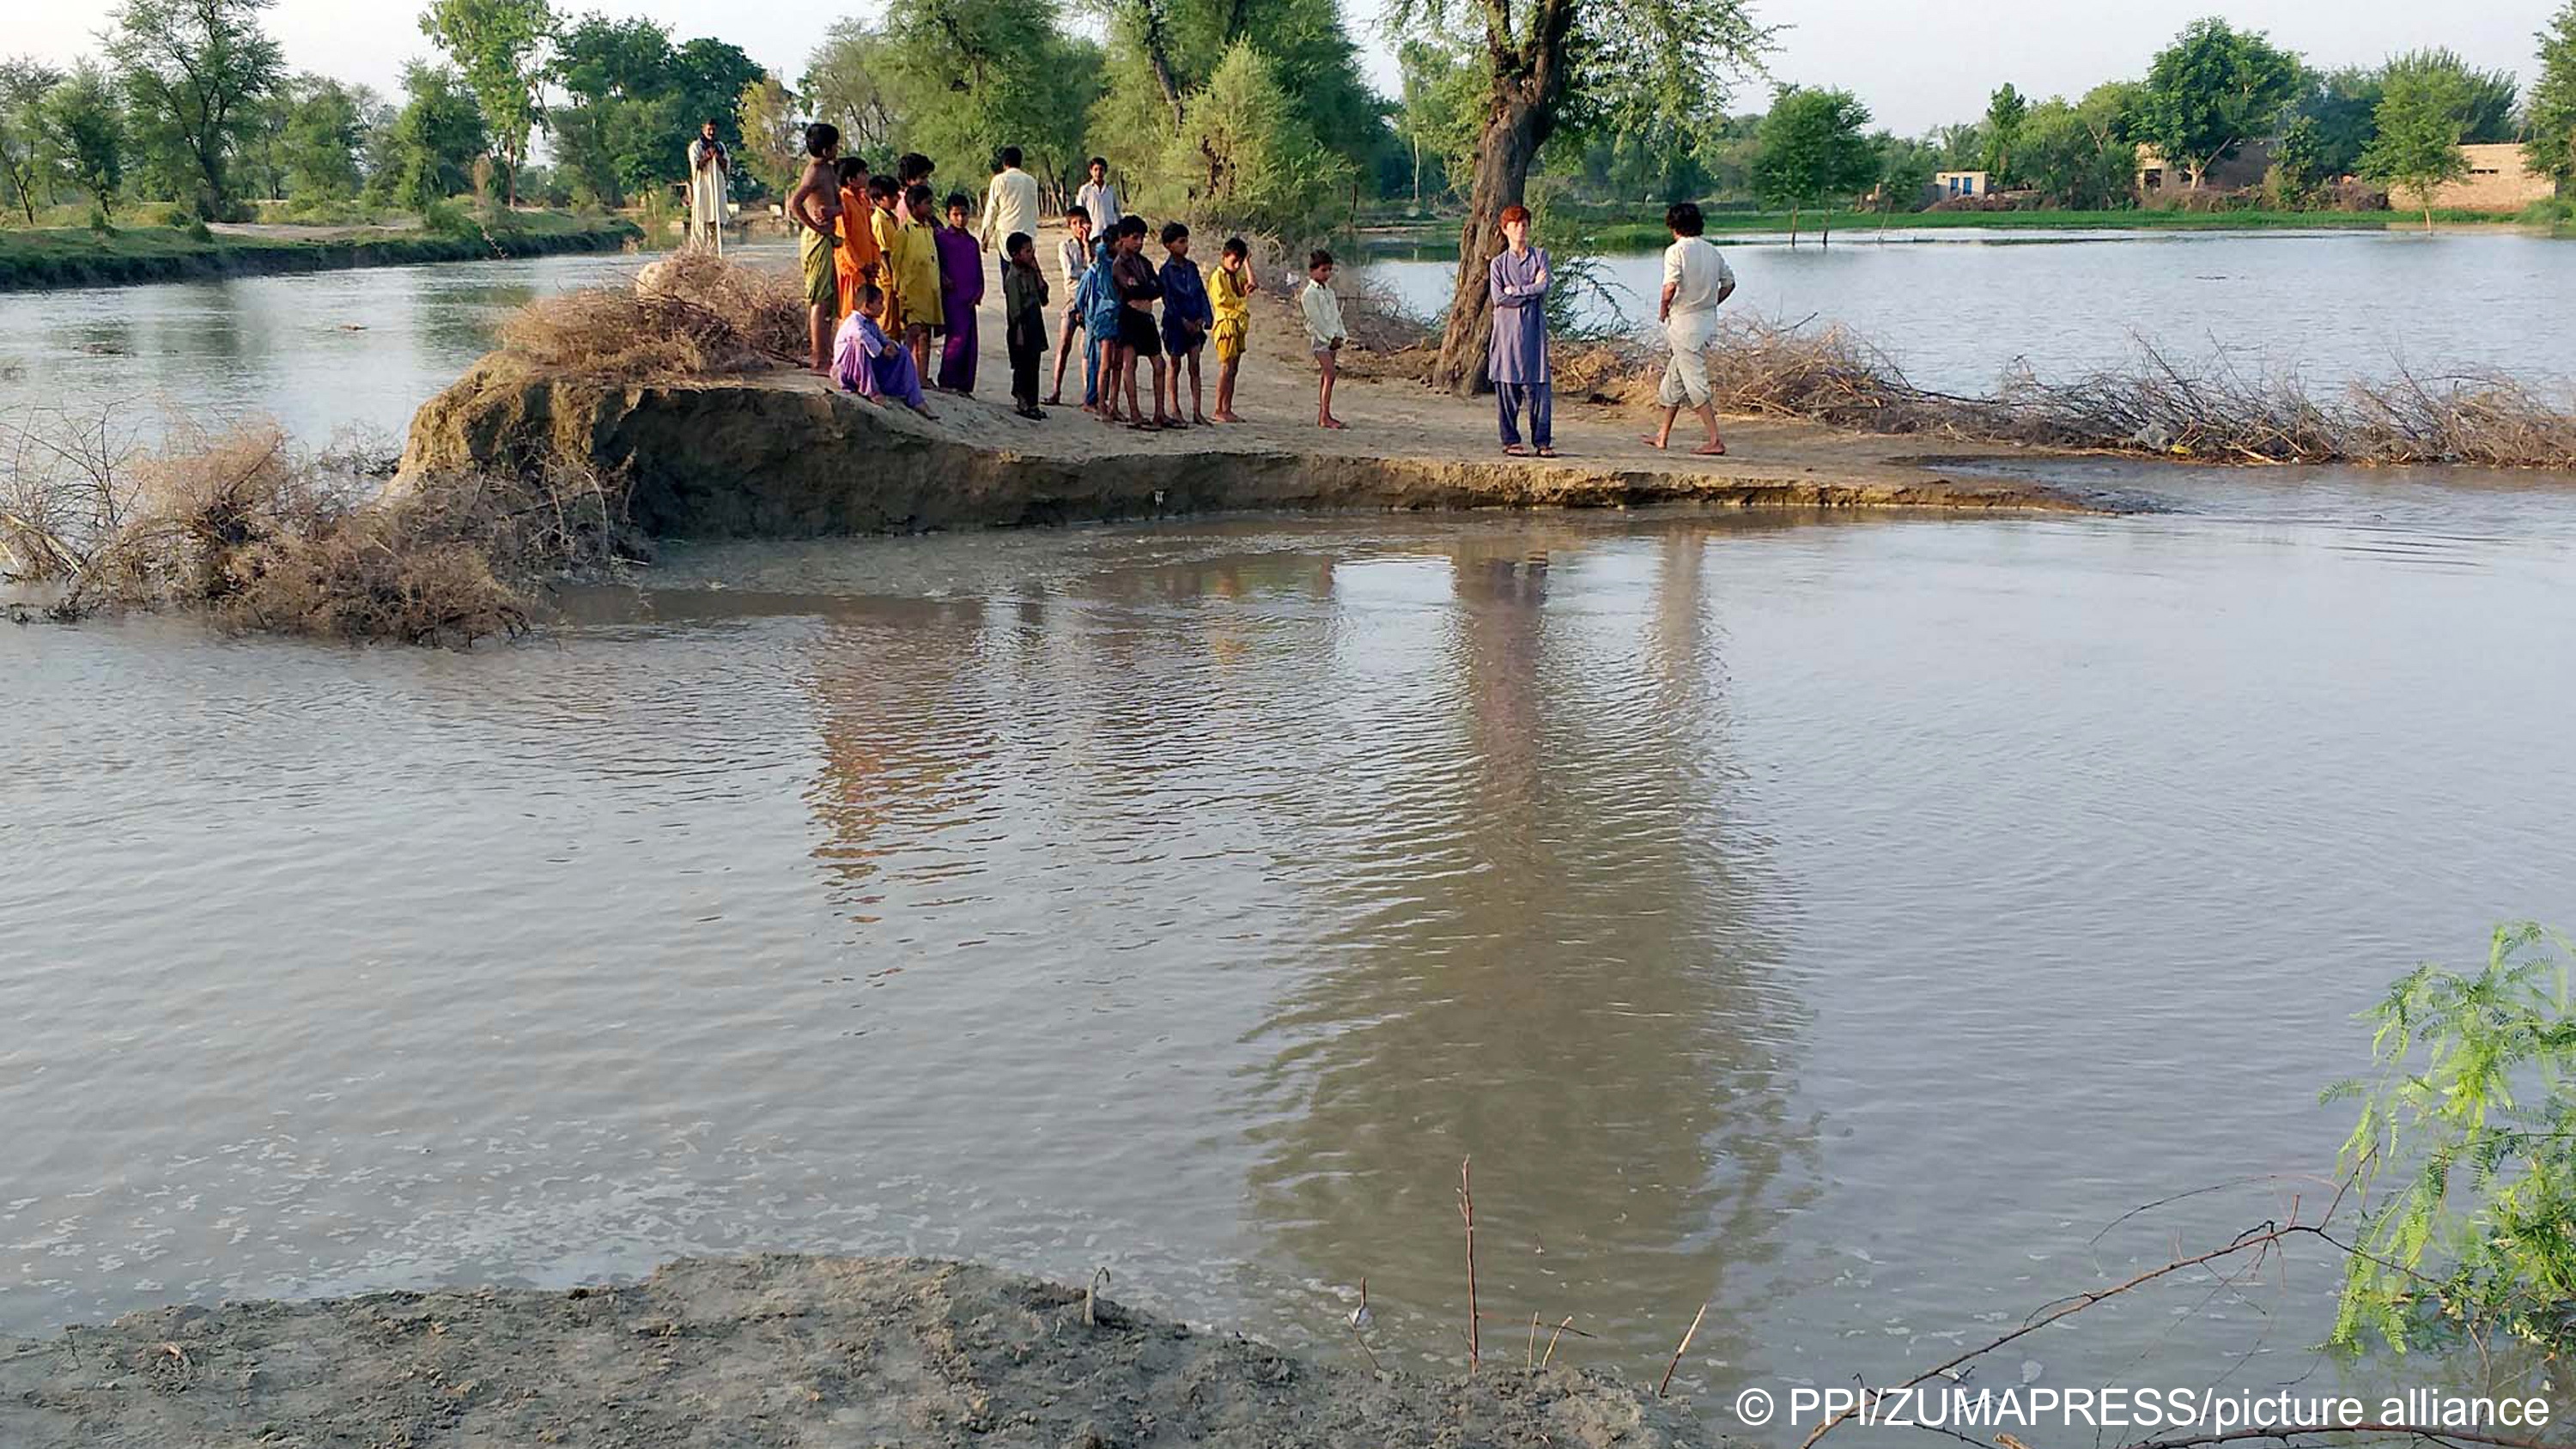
left=1356, top=227, right=2576, bottom=394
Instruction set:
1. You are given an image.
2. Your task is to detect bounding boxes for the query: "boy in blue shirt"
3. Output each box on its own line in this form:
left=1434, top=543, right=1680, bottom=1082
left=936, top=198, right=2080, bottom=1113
left=1157, top=221, right=1213, bottom=427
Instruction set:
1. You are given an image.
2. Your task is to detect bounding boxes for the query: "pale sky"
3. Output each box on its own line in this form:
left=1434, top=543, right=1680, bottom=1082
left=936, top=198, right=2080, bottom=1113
left=14, top=0, right=2556, bottom=136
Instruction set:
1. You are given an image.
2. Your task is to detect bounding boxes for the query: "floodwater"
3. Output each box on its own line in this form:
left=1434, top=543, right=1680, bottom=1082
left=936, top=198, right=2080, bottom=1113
left=7, top=466, right=2575, bottom=1417
left=6, top=244, right=2576, bottom=1425
left=1358, top=227, right=2576, bottom=395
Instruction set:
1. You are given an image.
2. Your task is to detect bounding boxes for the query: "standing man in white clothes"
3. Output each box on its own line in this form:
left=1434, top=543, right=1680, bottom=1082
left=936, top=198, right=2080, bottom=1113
left=976, top=145, right=1042, bottom=292
left=1643, top=201, right=1735, bottom=456
left=685, top=118, right=730, bottom=252
left=1075, top=157, right=1120, bottom=233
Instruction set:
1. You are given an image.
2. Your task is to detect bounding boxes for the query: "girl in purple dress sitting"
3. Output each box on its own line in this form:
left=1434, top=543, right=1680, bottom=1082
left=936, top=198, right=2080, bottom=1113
left=833, top=284, right=937, bottom=418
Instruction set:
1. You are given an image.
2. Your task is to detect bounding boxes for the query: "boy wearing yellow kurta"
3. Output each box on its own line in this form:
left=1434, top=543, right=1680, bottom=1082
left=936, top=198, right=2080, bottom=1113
left=890, top=182, right=945, bottom=380
left=1209, top=236, right=1256, bottom=422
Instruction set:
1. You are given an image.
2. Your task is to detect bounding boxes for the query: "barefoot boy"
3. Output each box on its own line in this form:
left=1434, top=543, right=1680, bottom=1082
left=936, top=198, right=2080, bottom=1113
left=1046, top=203, right=1093, bottom=407
left=890, top=182, right=944, bottom=381
left=1209, top=236, right=1255, bottom=422
left=1644, top=201, right=1735, bottom=457
left=1157, top=221, right=1212, bottom=426
left=787, top=123, right=842, bottom=373
left=1003, top=232, right=1050, bottom=420
left=1297, top=249, right=1348, bottom=430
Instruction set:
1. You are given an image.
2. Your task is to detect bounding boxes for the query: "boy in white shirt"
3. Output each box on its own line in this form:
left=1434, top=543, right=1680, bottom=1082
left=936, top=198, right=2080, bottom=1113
left=1644, top=201, right=1736, bottom=456
left=1299, top=248, right=1349, bottom=431
left=1046, top=203, right=1096, bottom=406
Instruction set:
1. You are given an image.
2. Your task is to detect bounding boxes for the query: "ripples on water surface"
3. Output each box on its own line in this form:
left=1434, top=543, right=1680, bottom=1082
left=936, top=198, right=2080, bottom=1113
left=7, top=484, right=2573, bottom=1416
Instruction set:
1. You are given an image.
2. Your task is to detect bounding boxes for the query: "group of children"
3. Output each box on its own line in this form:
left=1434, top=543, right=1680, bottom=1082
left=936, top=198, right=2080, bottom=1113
left=785, top=123, right=1358, bottom=433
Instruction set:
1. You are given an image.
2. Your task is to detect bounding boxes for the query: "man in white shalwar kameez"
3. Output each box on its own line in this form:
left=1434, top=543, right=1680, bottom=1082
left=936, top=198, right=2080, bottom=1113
left=686, top=119, right=730, bottom=252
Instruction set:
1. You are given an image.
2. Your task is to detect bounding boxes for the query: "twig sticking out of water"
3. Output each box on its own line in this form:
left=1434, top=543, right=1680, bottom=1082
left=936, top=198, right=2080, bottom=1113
left=1656, top=1303, right=1707, bottom=1398
left=1346, top=1277, right=1381, bottom=1374
left=1458, top=1158, right=1479, bottom=1373
left=1541, top=1315, right=1576, bottom=1369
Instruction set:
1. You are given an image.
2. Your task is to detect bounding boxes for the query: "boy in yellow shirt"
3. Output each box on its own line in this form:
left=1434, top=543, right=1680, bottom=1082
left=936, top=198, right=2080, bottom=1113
left=1208, top=235, right=1256, bottom=422
left=866, top=175, right=903, bottom=334
left=890, top=182, right=944, bottom=381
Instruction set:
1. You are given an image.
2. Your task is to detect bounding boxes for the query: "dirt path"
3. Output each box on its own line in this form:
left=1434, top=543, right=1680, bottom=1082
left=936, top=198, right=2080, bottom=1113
left=0, top=1255, right=1723, bottom=1448
left=769, top=245, right=2081, bottom=510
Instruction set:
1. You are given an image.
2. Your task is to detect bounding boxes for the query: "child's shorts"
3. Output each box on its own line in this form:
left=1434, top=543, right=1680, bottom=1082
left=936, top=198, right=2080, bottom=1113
left=1212, top=317, right=1247, bottom=364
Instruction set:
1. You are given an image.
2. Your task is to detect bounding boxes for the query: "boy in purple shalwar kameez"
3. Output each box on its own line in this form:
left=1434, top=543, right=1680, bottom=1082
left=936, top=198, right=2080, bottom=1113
left=934, top=192, right=984, bottom=393
left=1487, top=203, right=1554, bottom=456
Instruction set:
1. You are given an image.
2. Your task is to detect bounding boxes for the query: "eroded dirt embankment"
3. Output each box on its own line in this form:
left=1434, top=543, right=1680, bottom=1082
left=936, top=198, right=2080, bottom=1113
left=0, top=1255, right=1722, bottom=1448
left=398, top=353, right=2091, bottom=541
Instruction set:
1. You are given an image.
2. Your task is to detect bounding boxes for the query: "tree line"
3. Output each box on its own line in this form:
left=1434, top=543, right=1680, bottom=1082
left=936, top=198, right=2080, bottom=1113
left=0, top=0, right=762, bottom=226
left=1397, top=6, right=2576, bottom=232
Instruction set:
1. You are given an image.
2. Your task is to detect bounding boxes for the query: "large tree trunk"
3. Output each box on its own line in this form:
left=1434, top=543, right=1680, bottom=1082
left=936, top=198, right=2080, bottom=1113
left=1431, top=97, right=1542, bottom=395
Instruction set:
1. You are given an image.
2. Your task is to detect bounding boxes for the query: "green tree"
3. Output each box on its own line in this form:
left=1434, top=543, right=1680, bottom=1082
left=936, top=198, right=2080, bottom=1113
left=1386, top=0, right=1770, bottom=390
left=1392, top=38, right=1479, bottom=210
left=735, top=72, right=800, bottom=199
left=2016, top=94, right=2139, bottom=209
left=1982, top=82, right=2026, bottom=185
left=280, top=76, right=368, bottom=201
left=1872, top=131, right=1937, bottom=221
left=2291, top=66, right=2383, bottom=180
left=546, top=15, right=759, bottom=208
left=1931, top=120, right=1985, bottom=169
left=2329, top=925, right=2576, bottom=1358
left=1157, top=39, right=1347, bottom=233
left=106, top=0, right=286, bottom=220
left=2530, top=1, right=2576, bottom=193
left=669, top=39, right=761, bottom=162
left=0, top=58, right=64, bottom=225
left=1753, top=85, right=1876, bottom=246
left=1081, top=0, right=1386, bottom=218
left=2362, top=61, right=2472, bottom=231
left=877, top=0, right=1085, bottom=185
left=2268, top=114, right=2328, bottom=203
left=419, top=0, right=556, bottom=206
left=2135, top=17, right=2303, bottom=190
left=802, top=22, right=896, bottom=159
left=386, top=60, right=487, bottom=210
left=2382, top=48, right=2518, bottom=144
left=40, top=64, right=126, bottom=217
left=546, top=14, right=676, bottom=205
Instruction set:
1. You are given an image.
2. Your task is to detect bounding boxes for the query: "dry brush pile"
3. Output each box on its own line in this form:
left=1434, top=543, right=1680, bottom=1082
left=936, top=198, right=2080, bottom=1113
left=1599, top=319, right=2576, bottom=470
left=497, top=249, right=807, bottom=383
left=0, top=255, right=819, bottom=645
left=1, top=415, right=638, bottom=645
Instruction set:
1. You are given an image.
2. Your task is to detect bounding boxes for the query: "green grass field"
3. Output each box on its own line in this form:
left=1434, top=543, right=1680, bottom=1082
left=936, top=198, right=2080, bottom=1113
left=0, top=209, right=642, bottom=291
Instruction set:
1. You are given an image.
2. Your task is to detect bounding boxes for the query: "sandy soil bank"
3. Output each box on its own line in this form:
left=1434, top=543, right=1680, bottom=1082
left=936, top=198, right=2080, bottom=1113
left=0, top=1255, right=1722, bottom=1448
left=398, top=255, right=2099, bottom=539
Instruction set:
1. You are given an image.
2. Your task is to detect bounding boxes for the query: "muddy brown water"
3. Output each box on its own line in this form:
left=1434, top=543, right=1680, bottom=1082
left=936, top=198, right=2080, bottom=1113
left=4, top=245, right=2575, bottom=1427
left=9, top=465, right=2576, bottom=1422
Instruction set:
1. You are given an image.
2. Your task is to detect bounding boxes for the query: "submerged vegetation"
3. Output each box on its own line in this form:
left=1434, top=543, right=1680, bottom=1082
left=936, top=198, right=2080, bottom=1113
left=0, top=414, right=634, bottom=645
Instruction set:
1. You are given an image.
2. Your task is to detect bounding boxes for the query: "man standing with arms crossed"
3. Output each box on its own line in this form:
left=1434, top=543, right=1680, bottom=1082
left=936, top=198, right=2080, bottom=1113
left=1643, top=201, right=1735, bottom=457
left=976, top=146, right=1042, bottom=292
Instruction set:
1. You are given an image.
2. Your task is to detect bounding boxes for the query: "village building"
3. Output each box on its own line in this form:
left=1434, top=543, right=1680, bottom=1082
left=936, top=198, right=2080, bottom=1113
left=2425, top=142, right=2556, bottom=211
